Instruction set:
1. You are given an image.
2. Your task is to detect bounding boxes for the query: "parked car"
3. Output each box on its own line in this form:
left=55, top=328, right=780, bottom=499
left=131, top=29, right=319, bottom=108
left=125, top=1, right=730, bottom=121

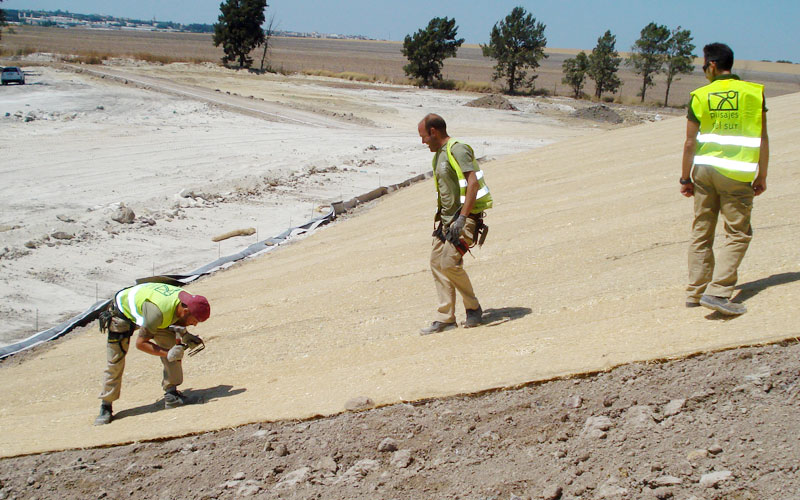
left=1, top=67, right=25, bottom=85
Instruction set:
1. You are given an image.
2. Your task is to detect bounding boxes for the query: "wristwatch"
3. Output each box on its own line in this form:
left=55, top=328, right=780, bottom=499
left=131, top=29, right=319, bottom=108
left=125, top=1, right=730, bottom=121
left=679, top=177, right=693, bottom=185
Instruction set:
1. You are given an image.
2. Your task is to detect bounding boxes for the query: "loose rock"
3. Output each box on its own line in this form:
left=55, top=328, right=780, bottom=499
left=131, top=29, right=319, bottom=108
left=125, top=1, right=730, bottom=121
left=274, top=467, right=311, bottom=490
left=390, top=449, right=412, bottom=469
left=112, top=204, right=135, bottom=224
left=541, top=484, right=563, bottom=500
left=650, top=475, right=682, bottom=487
left=377, top=437, right=398, bottom=452
left=663, top=399, right=686, bottom=417
left=699, top=470, right=732, bottom=487
left=583, top=415, right=613, bottom=434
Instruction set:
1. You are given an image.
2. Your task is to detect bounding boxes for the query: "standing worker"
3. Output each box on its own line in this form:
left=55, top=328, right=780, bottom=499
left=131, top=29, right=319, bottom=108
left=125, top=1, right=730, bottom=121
left=94, top=282, right=210, bottom=425
left=417, top=113, right=492, bottom=334
left=680, top=43, right=769, bottom=315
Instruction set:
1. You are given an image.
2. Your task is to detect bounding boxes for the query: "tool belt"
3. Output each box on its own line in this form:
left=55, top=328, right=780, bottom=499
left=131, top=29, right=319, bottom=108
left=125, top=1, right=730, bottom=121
left=98, top=299, right=136, bottom=342
left=433, top=211, right=489, bottom=255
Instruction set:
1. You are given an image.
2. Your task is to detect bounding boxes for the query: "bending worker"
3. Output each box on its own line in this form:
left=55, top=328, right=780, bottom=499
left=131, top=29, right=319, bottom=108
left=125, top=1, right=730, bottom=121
left=95, top=282, right=210, bottom=425
left=680, top=42, right=769, bottom=315
left=417, top=113, right=492, bottom=335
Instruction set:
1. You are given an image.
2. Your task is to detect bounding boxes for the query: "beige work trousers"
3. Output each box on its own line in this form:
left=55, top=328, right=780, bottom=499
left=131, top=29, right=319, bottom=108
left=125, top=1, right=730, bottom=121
left=99, top=329, right=183, bottom=403
left=430, top=216, right=480, bottom=323
left=687, top=164, right=754, bottom=302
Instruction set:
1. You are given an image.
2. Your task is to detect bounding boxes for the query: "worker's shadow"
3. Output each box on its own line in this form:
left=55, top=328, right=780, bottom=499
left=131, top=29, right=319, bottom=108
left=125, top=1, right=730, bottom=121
left=114, top=384, right=246, bottom=420
left=480, top=306, right=532, bottom=325
left=704, top=271, right=800, bottom=320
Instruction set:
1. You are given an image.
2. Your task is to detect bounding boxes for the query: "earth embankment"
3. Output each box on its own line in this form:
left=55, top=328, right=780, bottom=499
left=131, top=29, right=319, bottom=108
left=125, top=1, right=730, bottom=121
left=0, top=91, right=798, bottom=458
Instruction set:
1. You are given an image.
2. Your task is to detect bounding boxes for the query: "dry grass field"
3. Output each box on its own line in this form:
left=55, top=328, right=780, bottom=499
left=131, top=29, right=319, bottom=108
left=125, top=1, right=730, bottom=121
left=3, top=25, right=799, bottom=104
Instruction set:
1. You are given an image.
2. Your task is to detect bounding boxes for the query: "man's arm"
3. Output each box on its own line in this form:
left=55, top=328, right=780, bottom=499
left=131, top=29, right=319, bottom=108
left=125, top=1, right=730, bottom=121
left=681, top=120, right=699, bottom=197
left=753, top=111, right=769, bottom=196
left=135, top=333, right=169, bottom=357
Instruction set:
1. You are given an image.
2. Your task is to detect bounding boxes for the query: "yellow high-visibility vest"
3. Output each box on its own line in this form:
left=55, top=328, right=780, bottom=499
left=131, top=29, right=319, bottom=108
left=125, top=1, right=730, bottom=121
left=690, top=78, right=764, bottom=182
left=432, top=139, right=493, bottom=213
left=116, top=283, right=181, bottom=328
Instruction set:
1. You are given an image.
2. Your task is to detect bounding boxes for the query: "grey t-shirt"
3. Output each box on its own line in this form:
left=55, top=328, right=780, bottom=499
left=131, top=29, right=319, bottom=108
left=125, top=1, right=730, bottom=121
left=433, top=142, right=475, bottom=226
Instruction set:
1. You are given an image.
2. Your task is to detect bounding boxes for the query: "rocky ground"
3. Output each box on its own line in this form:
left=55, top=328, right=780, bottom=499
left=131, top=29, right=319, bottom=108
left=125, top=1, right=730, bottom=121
left=1, top=340, right=798, bottom=500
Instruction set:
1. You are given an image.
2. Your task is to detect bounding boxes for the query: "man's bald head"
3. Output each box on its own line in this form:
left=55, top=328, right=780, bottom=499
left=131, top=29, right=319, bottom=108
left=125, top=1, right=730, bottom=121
left=420, top=113, right=448, bottom=136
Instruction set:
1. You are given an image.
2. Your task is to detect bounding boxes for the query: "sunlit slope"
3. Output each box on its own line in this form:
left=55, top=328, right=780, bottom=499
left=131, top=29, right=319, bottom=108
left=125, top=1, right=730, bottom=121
left=2, top=93, right=798, bottom=457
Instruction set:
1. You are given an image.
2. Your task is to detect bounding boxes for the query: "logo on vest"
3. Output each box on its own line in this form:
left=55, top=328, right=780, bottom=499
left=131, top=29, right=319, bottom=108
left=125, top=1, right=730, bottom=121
left=708, top=90, right=739, bottom=111
left=153, top=284, right=180, bottom=297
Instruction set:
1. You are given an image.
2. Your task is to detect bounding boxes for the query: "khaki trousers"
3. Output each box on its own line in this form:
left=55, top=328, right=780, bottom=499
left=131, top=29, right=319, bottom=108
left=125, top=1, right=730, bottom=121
left=687, top=164, right=754, bottom=301
left=99, top=329, right=183, bottom=403
left=430, top=217, right=480, bottom=323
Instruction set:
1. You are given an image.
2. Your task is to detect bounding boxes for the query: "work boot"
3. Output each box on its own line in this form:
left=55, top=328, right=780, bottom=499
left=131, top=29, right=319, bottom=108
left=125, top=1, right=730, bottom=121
left=699, top=295, right=746, bottom=316
left=164, top=390, right=190, bottom=409
left=94, top=403, right=112, bottom=426
left=464, top=306, right=484, bottom=328
left=419, top=321, right=456, bottom=336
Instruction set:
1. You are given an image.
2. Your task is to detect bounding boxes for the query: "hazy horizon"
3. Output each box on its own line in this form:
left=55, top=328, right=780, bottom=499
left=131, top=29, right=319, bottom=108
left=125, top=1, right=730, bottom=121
left=3, top=0, right=799, bottom=62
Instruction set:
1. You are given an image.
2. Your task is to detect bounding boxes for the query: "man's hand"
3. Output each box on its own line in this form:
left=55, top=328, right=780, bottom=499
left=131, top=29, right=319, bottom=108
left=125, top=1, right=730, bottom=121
left=446, top=215, right=466, bottom=245
left=167, top=344, right=185, bottom=362
left=753, top=176, right=767, bottom=196
left=680, top=182, right=694, bottom=197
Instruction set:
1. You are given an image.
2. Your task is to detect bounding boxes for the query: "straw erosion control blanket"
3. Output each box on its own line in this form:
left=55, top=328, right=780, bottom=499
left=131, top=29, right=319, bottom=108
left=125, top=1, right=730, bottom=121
left=1, top=87, right=799, bottom=457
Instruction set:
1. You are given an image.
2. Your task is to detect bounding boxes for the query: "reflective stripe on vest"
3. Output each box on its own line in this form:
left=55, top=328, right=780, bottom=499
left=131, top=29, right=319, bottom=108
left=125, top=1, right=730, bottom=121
left=432, top=139, right=493, bottom=212
left=690, top=78, right=763, bottom=182
left=116, top=283, right=181, bottom=328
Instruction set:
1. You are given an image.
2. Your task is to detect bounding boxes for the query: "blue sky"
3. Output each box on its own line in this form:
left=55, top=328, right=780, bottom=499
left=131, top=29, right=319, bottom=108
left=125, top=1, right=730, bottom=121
left=3, top=0, right=799, bottom=62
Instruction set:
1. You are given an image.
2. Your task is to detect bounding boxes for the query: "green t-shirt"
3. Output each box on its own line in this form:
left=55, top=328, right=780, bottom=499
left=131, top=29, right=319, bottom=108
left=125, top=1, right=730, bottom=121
left=434, top=142, right=475, bottom=226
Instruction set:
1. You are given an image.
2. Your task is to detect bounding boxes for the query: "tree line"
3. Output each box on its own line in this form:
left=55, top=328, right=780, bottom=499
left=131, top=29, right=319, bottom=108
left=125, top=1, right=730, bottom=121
left=404, top=11, right=696, bottom=107
left=211, top=2, right=696, bottom=106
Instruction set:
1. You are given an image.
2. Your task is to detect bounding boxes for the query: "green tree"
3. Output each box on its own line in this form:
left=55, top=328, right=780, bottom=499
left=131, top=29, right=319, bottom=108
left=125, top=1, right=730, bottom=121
left=561, top=51, right=590, bottom=98
left=628, top=22, right=670, bottom=103
left=587, top=30, right=622, bottom=99
left=664, top=26, right=696, bottom=107
left=480, top=6, right=548, bottom=94
left=402, top=17, right=464, bottom=87
left=213, top=0, right=267, bottom=68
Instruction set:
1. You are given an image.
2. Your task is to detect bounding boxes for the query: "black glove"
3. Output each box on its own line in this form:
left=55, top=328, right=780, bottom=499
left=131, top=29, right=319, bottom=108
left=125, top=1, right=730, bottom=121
left=181, top=332, right=204, bottom=350
left=446, top=215, right=466, bottom=245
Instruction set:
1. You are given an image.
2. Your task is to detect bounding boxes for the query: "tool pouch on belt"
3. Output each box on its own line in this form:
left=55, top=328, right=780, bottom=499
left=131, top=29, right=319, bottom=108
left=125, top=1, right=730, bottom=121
left=99, top=303, right=134, bottom=342
left=432, top=221, right=445, bottom=243
left=471, top=213, right=489, bottom=247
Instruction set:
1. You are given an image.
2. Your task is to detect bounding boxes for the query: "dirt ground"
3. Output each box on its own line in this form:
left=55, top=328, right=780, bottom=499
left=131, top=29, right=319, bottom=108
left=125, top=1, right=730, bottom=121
left=1, top=340, right=798, bottom=499
left=0, top=60, right=604, bottom=347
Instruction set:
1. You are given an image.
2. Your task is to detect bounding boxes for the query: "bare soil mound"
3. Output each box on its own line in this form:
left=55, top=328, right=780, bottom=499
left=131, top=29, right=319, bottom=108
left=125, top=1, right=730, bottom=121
left=1, top=341, right=797, bottom=499
left=465, top=94, right=518, bottom=111
left=573, top=104, right=624, bottom=124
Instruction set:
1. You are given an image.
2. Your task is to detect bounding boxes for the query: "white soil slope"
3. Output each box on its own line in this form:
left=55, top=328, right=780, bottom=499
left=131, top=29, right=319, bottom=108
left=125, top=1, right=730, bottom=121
left=0, top=82, right=797, bottom=457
